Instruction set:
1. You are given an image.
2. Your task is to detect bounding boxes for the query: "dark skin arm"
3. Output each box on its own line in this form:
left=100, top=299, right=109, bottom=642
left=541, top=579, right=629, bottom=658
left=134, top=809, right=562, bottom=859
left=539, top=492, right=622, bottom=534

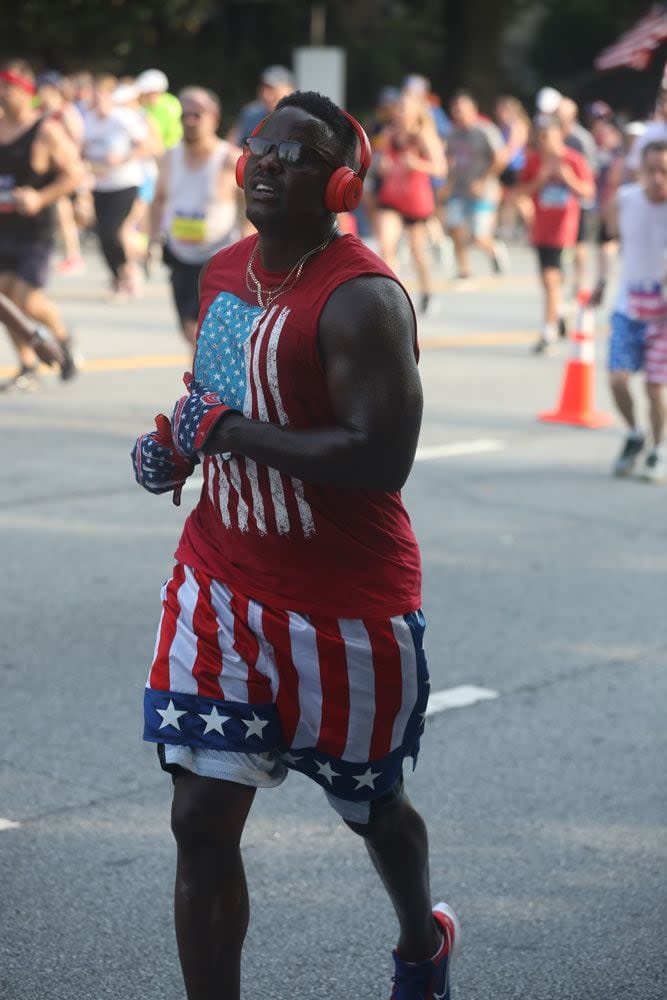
left=202, top=275, right=423, bottom=491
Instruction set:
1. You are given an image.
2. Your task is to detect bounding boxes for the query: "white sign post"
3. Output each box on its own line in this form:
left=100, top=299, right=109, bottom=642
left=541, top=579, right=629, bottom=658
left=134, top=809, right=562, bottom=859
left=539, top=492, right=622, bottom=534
left=293, top=47, right=346, bottom=107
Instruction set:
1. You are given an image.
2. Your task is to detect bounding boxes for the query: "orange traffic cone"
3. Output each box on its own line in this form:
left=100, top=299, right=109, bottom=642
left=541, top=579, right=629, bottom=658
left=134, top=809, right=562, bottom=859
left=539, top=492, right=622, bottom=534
left=538, top=291, right=614, bottom=428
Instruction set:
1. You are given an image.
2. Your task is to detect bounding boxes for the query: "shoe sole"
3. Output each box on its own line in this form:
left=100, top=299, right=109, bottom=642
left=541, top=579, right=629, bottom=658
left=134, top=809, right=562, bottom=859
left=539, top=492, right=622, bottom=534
left=432, top=902, right=461, bottom=999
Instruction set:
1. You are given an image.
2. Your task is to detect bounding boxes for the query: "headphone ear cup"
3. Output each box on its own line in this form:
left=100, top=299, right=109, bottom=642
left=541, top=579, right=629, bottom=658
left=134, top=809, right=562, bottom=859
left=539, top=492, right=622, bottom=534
left=342, top=175, right=363, bottom=211
left=235, top=150, right=249, bottom=190
left=325, top=166, right=357, bottom=213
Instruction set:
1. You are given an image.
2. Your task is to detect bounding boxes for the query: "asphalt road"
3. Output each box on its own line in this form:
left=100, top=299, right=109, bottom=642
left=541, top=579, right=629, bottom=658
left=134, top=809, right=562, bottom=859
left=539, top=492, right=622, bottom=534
left=1, top=243, right=665, bottom=1000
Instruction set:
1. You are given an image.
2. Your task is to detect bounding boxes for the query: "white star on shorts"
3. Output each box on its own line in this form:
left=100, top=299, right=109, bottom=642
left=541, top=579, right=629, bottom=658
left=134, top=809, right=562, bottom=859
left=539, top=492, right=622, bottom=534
left=157, top=700, right=187, bottom=731
left=198, top=706, right=231, bottom=735
left=353, top=767, right=381, bottom=790
left=242, top=712, right=269, bottom=739
left=315, top=760, right=340, bottom=784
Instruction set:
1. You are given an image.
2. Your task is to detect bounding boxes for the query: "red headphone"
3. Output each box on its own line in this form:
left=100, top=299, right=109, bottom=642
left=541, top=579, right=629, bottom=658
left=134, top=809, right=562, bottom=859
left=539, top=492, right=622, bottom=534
left=235, top=108, right=372, bottom=213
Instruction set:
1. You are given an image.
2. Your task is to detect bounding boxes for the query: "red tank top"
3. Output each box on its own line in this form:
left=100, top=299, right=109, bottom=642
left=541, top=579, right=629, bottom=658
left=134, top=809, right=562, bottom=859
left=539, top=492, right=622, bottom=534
left=175, top=233, right=422, bottom=617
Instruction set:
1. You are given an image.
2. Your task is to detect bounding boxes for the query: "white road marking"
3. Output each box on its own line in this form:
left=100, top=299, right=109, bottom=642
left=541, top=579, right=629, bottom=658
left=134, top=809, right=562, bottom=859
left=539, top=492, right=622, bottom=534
left=415, top=439, right=506, bottom=461
left=426, top=685, right=499, bottom=717
left=0, top=818, right=21, bottom=831
left=181, top=438, right=507, bottom=494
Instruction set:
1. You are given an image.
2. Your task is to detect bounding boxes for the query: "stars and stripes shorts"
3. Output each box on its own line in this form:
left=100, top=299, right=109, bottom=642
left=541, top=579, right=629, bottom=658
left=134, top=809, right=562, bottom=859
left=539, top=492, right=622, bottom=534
left=645, top=320, right=667, bottom=385
left=144, top=563, right=429, bottom=823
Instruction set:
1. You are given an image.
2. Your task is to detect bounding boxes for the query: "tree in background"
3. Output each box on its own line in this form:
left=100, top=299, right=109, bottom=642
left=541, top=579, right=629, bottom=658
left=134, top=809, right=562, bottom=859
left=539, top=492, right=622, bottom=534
left=3, top=0, right=663, bottom=121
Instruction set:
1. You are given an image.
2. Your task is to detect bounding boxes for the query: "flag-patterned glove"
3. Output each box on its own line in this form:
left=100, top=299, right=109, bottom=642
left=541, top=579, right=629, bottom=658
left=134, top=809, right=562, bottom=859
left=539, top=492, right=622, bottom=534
left=132, top=414, right=195, bottom=506
left=170, top=371, right=236, bottom=459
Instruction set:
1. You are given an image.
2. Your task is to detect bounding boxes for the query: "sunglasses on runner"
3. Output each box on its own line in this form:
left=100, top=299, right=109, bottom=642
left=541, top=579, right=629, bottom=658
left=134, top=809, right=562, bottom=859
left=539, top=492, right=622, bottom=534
left=244, top=136, right=337, bottom=169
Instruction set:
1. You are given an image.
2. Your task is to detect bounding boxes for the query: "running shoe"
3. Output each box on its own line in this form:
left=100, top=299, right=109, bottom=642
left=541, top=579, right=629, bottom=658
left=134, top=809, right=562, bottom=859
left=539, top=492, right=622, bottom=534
left=640, top=449, right=666, bottom=483
left=612, top=434, right=645, bottom=477
left=59, top=335, right=80, bottom=381
left=532, top=335, right=557, bottom=356
left=389, top=902, right=460, bottom=1000
left=491, top=240, right=510, bottom=274
left=55, top=256, right=86, bottom=276
left=0, top=365, right=40, bottom=393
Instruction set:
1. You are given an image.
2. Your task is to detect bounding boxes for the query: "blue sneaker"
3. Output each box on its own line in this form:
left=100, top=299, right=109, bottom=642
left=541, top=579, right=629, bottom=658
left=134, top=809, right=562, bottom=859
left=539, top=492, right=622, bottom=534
left=390, top=902, right=460, bottom=1000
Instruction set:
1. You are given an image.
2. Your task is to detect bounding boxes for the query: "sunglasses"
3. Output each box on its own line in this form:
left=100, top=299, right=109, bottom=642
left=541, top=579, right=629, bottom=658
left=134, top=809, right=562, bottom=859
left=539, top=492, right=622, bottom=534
left=181, top=110, right=205, bottom=120
left=244, top=136, right=337, bottom=169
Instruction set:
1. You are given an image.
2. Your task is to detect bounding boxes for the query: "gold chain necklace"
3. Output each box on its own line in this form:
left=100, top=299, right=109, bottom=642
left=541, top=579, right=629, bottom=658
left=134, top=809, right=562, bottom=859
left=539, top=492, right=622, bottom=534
left=245, top=233, right=336, bottom=309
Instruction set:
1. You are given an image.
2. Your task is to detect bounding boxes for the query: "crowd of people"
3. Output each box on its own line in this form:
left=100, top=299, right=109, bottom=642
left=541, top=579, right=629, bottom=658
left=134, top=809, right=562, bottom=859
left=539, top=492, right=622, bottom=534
left=1, top=57, right=666, bottom=479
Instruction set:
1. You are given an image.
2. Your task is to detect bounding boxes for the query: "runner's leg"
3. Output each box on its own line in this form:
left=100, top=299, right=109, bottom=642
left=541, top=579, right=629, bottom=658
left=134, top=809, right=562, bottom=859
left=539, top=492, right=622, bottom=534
left=171, top=771, right=256, bottom=1000
left=346, top=789, right=441, bottom=962
left=646, top=382, right=665, bottom=446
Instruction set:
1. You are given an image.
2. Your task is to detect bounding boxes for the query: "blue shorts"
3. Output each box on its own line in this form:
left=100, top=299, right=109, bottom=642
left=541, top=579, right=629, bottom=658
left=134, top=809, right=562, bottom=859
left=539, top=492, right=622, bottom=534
left=446, top=196, right=497, bottom=238
left=608, top=311, right=647, bottom=373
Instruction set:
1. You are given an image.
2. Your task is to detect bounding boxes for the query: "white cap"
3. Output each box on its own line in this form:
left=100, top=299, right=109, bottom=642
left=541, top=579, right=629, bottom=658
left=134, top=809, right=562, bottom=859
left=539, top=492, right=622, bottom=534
left=113, top=82, right=139, bottom=105
left=136, top=69, right=168, bottom=95
left=625, top=121, right=646, bottom=137
left=536, top=86, right=562, bottom=114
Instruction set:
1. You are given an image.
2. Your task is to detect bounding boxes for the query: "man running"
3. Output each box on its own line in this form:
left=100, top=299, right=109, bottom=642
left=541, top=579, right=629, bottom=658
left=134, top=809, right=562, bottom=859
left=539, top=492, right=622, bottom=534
left=445, top=90, right=507, bottom=282
left=151, top=86, right=240, bottom=345
left=132, top=90, right=459, bottom=1000
left=0, top=59, right=81, bottom=390
left=601, top=141, right=667, bottom=482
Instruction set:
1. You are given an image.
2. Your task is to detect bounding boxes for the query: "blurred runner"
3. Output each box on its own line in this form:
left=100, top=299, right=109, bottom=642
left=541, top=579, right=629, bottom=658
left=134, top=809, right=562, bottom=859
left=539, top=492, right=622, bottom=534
left=151, top=86, right=240, bottom=345
left=0, top=59, right=81, bottom=390
left=445, top=90, right=508, bottom=282
left=375, top=92, right=446, bottom=313
left=36, top=70, right=86, bottom=275
left=599, top=140, right=667, bottom=482
left=494, top=95, right=532, bottom=240
left=136, top=69, right=182, bottom=150
left=588, top=104, right=624, bottom=307
left=229, top=65, right=294, bottom=145
left=557, top=97, right=599, bottom=296
left=82, top=74, right=153, bottom=298
left=518, top=114, right=594, bottom=355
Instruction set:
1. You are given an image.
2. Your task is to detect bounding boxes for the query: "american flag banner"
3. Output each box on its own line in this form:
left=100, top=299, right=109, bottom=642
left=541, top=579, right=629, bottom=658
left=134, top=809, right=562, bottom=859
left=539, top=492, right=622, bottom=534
left=143, top=564, right=429, bottom=802
left=595, top=6, right=667, bottom=71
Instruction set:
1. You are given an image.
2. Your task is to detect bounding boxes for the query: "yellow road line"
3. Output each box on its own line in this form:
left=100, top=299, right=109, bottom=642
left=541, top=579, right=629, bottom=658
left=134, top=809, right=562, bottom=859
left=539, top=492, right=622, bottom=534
left=0, top=327, right=609, bottom=379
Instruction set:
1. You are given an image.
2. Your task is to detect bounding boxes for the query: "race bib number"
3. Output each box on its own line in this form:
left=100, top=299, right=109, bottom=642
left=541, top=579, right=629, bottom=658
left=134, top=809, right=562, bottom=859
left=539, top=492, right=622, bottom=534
left=539, top=183, right=568, bottom=209
left=170, top=212, right=207, bottom=244
left=0, top=174, right=16, bottom=213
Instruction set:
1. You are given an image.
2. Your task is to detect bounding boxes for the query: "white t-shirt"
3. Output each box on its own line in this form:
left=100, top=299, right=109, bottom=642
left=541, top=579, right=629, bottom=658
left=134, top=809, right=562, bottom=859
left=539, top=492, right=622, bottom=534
left=625, top=120, right=667, bottom=173
left=82, top=107, right=148, bottom=192
left=615, top=183, right=667, bottom=316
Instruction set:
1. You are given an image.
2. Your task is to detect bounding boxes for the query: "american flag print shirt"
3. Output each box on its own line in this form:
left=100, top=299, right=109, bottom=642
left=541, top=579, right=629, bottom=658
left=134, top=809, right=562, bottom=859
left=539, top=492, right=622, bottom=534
left=176, top=234, right=423, bottom=619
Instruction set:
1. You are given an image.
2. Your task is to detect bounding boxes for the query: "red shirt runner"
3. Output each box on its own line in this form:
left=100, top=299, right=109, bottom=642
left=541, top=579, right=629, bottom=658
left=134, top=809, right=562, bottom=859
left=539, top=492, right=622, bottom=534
left=521, top=147, right=593, bottom=247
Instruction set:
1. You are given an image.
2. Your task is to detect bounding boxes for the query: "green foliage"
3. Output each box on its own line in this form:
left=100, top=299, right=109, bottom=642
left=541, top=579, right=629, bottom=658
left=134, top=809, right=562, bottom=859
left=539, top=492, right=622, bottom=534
left=1, top=0, right=663, bottom=117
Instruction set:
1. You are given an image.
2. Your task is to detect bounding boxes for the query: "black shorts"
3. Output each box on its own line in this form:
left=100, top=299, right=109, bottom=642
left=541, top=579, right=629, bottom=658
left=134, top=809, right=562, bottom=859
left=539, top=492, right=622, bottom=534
left=0, top=238, right=53, bottom=288
left=535, top=245, right=563, bottom=270
left=499, top=165, right=520, bottom=188
left=597, top=218, right=616, bottom=245
left=163, top=244, right=203, bottom=324
left=377, top=202, right=432, bottom=226
left=576, top=207, right=597, bottom=244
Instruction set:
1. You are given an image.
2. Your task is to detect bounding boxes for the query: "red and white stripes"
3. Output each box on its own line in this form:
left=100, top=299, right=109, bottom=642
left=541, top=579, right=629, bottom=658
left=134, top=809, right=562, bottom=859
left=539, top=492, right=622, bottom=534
left=147, top=564, right=423, bottom=761
left=203, top=303, right=315, bottom=539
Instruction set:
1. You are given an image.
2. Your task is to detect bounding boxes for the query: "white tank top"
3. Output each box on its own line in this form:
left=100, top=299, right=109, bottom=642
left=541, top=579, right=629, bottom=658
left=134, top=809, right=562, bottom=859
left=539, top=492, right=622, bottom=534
left=163, top=140, right=238, bottom=265
left=615, top=182, right=667, bottom=318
